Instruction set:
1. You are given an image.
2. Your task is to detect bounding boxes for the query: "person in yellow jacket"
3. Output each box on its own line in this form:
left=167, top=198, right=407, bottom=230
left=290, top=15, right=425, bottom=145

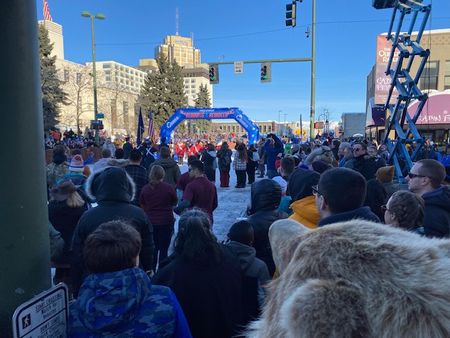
left=288, top=168, right=320, bottom=229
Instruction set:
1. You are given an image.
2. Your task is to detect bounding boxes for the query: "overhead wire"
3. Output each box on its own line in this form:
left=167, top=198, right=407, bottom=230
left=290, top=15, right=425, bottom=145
left=96, top=16, right=450, bottom=47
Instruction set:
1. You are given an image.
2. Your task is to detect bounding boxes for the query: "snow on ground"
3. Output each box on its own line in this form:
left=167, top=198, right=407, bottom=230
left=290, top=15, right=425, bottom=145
left=178, top=163, right=255, bottom=242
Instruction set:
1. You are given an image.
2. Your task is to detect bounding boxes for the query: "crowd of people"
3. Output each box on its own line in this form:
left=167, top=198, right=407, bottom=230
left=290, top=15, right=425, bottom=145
left=44, top=131, right=450, bottom=337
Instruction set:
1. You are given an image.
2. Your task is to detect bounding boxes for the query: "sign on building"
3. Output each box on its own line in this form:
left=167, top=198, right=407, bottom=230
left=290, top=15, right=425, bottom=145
left=234, top=61, right=244, bottom=74
left=12, top=284, right=69, bottom=338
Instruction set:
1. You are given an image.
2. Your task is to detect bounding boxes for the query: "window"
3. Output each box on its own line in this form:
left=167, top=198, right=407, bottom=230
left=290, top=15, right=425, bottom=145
left=445, top=60, right=450, bottom=90
left=64, top=69, right=69, bottom=82
left=103, top=64, right=111, bottom=69
left=76, top=73, right=82, bottom=85
left=420, top=61, right=439, bottom=90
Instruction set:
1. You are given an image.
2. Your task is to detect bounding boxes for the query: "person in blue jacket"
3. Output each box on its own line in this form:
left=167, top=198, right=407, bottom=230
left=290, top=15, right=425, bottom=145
left=69, top=220, right=192, bottom=338
left=264, top=133, right=284, bottom=178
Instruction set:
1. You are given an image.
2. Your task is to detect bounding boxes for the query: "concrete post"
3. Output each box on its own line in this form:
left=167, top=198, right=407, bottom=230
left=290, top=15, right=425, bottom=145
left=0, top=1, right=51, bottom=336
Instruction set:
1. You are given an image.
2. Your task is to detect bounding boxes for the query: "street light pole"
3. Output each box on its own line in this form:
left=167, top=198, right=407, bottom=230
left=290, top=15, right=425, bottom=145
left=309, top=0, right=316, bottom=140
left=278, top=110, right=282, bottom=136
left=82, top=11, right=105, bottom=145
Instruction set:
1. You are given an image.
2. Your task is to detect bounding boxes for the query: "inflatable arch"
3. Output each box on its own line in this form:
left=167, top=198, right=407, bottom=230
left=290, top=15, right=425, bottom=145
left=160, top=107, right=260, bottom=144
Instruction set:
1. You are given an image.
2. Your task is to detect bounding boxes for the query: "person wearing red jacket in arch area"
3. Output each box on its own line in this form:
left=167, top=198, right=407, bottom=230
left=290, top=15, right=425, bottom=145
left=175, top=142, right=186, bottom=165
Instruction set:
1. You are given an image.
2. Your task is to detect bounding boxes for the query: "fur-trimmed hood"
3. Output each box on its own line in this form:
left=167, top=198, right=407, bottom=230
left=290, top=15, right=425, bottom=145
left=85, top=166, right=136, bottom=203
left=247, top=219, right=450, bottom=338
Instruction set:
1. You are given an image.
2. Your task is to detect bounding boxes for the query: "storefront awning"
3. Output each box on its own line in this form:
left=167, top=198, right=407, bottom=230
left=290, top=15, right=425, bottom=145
left=408, top=91, right=450, bottom=125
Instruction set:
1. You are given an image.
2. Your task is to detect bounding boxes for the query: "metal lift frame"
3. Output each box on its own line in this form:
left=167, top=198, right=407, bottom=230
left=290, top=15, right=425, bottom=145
left=380, top=0, right=431, bottom=179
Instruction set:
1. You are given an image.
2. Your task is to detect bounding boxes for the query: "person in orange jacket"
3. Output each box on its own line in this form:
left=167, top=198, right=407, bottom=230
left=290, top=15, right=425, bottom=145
left=287, top=168, right=320, bottom=229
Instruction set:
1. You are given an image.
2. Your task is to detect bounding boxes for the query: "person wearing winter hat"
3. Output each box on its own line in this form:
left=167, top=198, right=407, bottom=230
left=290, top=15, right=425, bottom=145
left=59, top=154, right=87, bottom=188
left=287, top=168, right=321, bottom=229
left=49, top=180, right=88, bottom=291
left=46, top=145, right=69, bottom=190
left=375, top=165, right=400, bottom=198
left=311, top=160, right=332, bottom=175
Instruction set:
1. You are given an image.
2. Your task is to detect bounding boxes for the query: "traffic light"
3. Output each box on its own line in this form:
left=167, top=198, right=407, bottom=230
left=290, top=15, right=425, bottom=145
left=260, top=62, right=271, bottom=83
left=209, top=64, right=219, bottom=84
left=286, top=1, right=297, bottom=27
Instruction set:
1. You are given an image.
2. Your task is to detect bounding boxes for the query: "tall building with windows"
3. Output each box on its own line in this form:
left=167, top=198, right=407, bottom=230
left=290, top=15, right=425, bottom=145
left=92, top=61, right=147, bottom=95
left=139, top=34, right=213, bottom=107
left=156, top=35, right=201, bottom=67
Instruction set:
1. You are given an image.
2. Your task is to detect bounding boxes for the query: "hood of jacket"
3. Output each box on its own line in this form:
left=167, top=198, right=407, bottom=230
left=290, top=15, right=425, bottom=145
left=207, top=150, right=217, bottom=158
left=155, top=158, right=178, bottom=170
left=289, top=196, right=320, bottom=229
left=422, top=186, right=450, bottom=212
left=288, top=168, right=320, bottom=201
left=249, top=179, right=282, bottom=214
left=319, top=206, right=380, bottom=227
left=86, top=166, right=135, bottom=203
left=225, top=241, right=257, bottom=272
left=70, top=268, right=152, bottom=333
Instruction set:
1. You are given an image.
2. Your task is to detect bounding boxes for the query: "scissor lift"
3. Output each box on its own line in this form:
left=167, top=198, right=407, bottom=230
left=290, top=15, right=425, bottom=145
left=374, top=0, right=431, bottom=179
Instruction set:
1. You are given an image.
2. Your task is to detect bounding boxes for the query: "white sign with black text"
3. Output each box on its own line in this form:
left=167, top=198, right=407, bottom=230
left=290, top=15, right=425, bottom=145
left=12, top=284, right=68, bottom=338
left=234, top=61, right=244, bottom=74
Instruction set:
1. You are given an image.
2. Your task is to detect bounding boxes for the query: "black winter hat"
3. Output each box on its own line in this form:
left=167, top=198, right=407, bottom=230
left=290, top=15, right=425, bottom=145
left=288, top=168, right=320, bottom=202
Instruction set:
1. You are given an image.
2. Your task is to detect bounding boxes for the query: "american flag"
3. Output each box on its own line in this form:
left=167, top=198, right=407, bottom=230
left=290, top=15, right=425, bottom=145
left=148, top=112, right=155, bottom=142
left=43, top=0, right=53, bottom=21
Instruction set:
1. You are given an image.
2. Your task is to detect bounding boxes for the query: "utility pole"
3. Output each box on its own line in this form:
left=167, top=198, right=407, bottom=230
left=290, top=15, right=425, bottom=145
left=1, top=1, right=51, bottom=336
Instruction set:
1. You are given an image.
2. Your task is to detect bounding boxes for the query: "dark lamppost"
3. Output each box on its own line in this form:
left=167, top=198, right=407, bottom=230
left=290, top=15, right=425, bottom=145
left=81, top=11, right=105, bottom=145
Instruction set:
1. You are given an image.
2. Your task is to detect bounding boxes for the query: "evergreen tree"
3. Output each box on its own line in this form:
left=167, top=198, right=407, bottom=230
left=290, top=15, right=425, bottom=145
left=38, top=25, right=66, bottom=130
left=139, top=54, right=187, bottom=130
left=193, top=84, right=212, bottom=134
left=194, top=84, right=211, bottom=107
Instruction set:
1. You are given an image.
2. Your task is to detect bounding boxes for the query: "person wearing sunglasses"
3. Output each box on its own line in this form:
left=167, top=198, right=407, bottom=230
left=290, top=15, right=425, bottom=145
left=406, top=159, right=450, bottom=238
left=344, top=142, right=384, bottom=181
left=314, top=168, right=380, bottom=227
left=382, top=190, right=425, bottom=234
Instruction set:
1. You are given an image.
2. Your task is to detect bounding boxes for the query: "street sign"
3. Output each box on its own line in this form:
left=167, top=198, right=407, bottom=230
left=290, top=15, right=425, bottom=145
left=234, top=61, right=244, bottom=74
left=96, top=113, right=105, bottom=119
left=12, top=284, right=69, bottom=338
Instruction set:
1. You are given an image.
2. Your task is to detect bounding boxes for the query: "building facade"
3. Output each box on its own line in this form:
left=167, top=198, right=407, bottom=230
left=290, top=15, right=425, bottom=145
left=55, top=59, right=139, bottom=137
left=156, top=35, right=201, bottom=68
left=366, top=29, right=450, bottom=142
left=38, top=20, right=64, bottom=60
left=139, top=34, right=213, bottom=107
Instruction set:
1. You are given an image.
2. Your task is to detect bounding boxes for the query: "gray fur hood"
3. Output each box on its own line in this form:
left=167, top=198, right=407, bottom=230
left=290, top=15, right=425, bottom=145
left=85, top=166, right=136, bottom=203
left=247, top=219, right=450, bottom=338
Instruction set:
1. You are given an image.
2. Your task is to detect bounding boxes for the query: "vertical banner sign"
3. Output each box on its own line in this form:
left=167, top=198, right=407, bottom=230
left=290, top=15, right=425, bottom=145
left=375, top=35, right=399, bottom=105
left=234, top=61, right=244, bottom=74
left=12, top=284, right=69, bottom=338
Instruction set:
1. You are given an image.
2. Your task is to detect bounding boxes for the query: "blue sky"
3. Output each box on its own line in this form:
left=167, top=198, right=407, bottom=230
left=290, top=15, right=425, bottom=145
left=37, top=1, right=450, bottom=122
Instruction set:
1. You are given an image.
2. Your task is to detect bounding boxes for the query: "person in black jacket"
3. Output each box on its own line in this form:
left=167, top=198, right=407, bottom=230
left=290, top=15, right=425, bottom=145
left=124, top=149, right=148, bottom=206
left=153, top=209, right=243, bottom=338
left=246, top=179, right=287, bottom=276
left=315, top=168, right=380, bottom=227
left=407, top=159, right=450, bottom=238
left=71, top=166, right=154, bottom=297
left=201, top=143, right=217, bottom=183
left=345, top=142, right=385, bottom=181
